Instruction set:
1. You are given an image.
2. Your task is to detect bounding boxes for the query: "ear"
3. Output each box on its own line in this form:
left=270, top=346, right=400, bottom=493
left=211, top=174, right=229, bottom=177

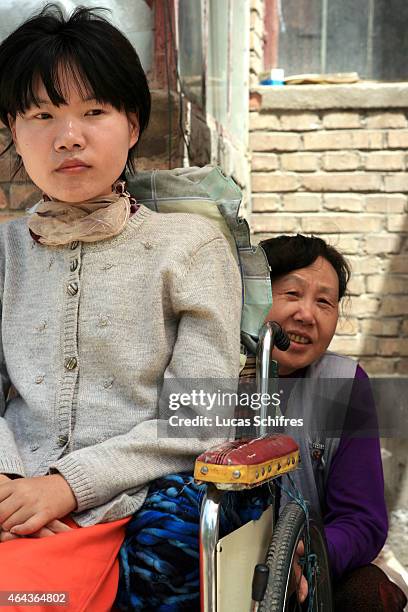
left=7, top=114, right=20, bottom=155
left=128, top=113, right=140, bottom=148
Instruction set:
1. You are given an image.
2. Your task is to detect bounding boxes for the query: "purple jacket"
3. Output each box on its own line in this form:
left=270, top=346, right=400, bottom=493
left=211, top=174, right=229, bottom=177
left=323, top=365, right=387, bottom=579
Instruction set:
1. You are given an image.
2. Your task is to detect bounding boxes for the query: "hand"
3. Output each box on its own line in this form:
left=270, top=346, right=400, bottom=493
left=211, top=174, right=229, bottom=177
left=0, top=474, right=14, bottom=540
left=0, top=519, right=73, bottom=542
left=291, top=540, right=309, bottom=603
left=0, top=475, right=77, bottom=536
left=0, top=474, right=10, bottom=539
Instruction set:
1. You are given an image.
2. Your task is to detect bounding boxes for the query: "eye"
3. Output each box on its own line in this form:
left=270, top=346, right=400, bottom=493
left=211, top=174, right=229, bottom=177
left=317, top=298, right=333, bottom=307
left=34, top=112, right=52, bottom=120
left=86, top=108, right=104, bottom=116
left=286, top=290, right=300, bottom=297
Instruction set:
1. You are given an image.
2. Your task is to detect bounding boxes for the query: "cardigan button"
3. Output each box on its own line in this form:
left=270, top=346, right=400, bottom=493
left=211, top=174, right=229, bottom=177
left=70, top=259, right=78, bottom=272
left=103, top=377, right=114, bottom=389
left=57, top=434, right=68, bottom=447
left=64, top=357, right=77, bottom=370
left=67, top=282, right=78, bottom=296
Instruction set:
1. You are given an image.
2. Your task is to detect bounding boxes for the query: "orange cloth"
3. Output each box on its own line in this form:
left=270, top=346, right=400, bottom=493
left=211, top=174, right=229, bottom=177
left=0, top=517, right=129, bottom=612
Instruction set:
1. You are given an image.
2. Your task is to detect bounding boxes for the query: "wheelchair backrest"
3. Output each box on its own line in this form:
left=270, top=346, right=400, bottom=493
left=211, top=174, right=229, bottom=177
left=127, top=166, right=272, bottom=340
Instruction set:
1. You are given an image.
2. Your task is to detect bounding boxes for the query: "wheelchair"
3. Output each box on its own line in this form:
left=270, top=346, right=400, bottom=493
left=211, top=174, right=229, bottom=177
left=193, top=320, right=333, bottom=612
left=125, top=167, right=334, bottom=612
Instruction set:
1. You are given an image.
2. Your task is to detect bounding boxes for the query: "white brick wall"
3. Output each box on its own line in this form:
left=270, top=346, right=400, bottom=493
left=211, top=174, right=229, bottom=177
left=249, top=86, right=408, bottom=376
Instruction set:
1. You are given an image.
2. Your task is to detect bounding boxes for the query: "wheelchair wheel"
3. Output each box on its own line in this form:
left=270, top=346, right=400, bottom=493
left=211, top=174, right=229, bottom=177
left=259, top=501, right=333, bottom=612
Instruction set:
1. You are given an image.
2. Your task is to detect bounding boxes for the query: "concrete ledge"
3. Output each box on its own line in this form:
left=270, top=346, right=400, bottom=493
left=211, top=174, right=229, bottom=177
left=252, top=83, right=408, bottom=111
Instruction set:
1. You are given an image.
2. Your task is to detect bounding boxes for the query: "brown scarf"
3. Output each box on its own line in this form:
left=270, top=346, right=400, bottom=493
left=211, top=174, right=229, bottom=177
left=27, top=182, right=135, bottom=246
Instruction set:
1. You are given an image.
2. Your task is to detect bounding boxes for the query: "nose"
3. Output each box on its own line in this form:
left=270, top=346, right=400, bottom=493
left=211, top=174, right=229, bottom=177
left=54, top=119, right=86, bottom=152
left=293, top=299, right=315, bottom=325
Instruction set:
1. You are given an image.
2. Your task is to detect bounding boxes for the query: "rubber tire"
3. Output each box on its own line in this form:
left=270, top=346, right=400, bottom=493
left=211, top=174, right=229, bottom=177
left=259, top=501, right=333, bottom=612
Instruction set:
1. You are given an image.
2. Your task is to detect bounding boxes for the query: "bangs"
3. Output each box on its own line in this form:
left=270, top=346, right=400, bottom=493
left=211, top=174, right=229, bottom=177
left=5, top=39, right=128, bottom=118
left=22, top=59, right=96, bottom=111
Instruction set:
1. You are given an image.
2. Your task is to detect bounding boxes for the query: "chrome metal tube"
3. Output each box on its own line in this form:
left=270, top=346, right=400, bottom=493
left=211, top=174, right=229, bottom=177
left=200, top=484, right=223, bottom=612
left=256, top=321, right=275, bottom=435
left=255, top=320, right=290, bottom=434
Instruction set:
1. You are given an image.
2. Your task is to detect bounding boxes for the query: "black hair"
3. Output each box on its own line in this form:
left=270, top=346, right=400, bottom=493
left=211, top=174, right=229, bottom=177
left=0, top=3, right=151, bottom=175
left=260, top=234, right=351, bottom=301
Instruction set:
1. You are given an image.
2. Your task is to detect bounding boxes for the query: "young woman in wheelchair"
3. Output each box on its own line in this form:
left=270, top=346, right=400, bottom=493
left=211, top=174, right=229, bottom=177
left=256, top=234, right=406, bottom=611
left=0, top=5, right=242, bottom=610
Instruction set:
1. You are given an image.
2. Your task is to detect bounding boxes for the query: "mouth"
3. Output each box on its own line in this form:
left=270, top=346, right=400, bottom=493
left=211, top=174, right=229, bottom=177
left=287, top=332, right=312, bottom=345
left=56, top=159, right=90, bottom=173
left=56, top=167, right=90, bottom=174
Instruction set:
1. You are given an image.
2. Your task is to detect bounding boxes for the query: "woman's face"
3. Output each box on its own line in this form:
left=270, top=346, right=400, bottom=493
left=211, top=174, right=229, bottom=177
left=265, top=256, right=340, bottom=375
left=9, top=73, right=139, bottom=203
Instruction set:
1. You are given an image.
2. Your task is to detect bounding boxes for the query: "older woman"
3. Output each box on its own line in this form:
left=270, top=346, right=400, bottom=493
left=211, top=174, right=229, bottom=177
left=256, top=234, right=406, bottom=612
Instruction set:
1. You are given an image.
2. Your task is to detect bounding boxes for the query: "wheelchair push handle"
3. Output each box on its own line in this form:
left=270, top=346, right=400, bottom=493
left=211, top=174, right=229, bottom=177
left=269, top=321, right=290, bottom=352
left=241, top=321, right=290, bottom=355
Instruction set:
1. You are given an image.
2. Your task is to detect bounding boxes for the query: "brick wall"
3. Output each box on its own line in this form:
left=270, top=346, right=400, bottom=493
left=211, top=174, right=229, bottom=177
left=249, top=84, right=408, bottom=376
left=0, top=135, right=39, bottom=223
